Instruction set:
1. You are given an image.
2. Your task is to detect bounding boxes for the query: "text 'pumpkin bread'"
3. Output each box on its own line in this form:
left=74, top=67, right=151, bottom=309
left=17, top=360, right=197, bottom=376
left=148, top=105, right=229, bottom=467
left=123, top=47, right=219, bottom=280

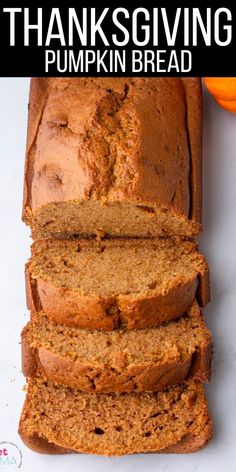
left=23, top=77, right=202, bottom=239
left=26, top=238, right=210, bottom=330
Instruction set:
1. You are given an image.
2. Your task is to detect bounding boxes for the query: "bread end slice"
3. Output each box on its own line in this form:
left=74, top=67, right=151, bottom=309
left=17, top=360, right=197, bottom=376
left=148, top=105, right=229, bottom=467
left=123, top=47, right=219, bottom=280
left=18, top=377, right=212, bottom=456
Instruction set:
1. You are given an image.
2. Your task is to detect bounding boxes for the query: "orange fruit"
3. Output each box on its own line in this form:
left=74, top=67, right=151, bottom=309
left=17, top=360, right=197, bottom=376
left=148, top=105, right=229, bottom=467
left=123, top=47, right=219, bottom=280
left=204, top=78, right=236, bottom=113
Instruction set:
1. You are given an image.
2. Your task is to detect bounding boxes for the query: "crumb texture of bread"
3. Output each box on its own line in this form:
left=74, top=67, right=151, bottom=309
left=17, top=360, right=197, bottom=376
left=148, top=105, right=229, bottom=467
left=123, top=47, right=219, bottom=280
left=26, top=238, right=210, bottom=329
left=22, top=301, right=212, bottom=392
left=23, top=77, right=202, bottom=239
left=18, top=377, right=212, bottom=456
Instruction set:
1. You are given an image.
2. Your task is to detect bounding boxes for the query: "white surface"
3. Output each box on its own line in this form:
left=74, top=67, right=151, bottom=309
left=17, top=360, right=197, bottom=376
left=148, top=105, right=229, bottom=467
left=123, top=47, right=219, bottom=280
left=0, top=78, right=236, bottom=472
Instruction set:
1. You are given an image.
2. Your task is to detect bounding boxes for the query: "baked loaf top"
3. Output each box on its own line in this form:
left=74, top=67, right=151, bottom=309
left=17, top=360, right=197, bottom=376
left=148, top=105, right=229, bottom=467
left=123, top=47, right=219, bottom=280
left=19, top=376, right=212, bottom=456
left=22, top=301, right=212, bottom=392
left=26, top=238, right=210, bottom=330
left=23, top=77, right=202, bottom=239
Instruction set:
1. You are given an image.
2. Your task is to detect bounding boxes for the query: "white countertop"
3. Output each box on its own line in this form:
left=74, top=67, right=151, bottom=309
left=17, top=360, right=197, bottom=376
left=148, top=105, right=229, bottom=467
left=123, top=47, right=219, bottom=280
left=0, top=78, right=236, bottom=472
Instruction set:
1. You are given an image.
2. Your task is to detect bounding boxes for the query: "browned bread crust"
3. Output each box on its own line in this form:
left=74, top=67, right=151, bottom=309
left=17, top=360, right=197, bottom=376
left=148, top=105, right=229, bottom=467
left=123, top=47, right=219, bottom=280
left=22, top=78, right=202, bottom=239
left=19, top=422, right=212, bottom=455
left=18, top=377, right=212, bottom=456
left=21, top=302, right=212, bottom=393
left=181, top=78, right=202, bottom=225
left=25, top=238, right=210, bottom=330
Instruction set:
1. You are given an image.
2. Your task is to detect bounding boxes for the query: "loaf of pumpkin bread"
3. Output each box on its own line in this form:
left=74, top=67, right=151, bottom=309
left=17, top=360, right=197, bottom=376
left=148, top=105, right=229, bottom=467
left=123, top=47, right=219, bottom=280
left=22, top=301, right=212, bottom=393
left=20, top=77, right=212, bottom=457
left=26, top=238, right=210, bottom=330
left=23, top=77, right=202, bottom=239
left=19, top=376, right=212, bottom=455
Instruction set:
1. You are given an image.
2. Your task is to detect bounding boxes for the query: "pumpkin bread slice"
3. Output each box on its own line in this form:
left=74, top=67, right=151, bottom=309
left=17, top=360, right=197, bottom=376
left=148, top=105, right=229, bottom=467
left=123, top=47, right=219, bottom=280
left=19, top=376, right=212, bottom=456
left=26, top=238, right=210, bottom=330
left=22, top=301, right=212, bottom=393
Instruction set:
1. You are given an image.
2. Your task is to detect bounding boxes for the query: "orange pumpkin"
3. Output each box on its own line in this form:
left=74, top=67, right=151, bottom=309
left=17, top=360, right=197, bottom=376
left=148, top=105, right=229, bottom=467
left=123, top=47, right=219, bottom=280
left=204, top=77, right=236, bottom=113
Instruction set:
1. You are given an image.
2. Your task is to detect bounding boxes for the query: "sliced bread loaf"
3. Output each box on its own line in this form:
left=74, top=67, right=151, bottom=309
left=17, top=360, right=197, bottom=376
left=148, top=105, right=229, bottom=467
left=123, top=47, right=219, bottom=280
left=26, top=238, right=210, bottom=330
left=22, top=302, right=212, bottom=392
left=19, top=376, right=212, bottom=455
left=23, top=77, right=202, bottom=240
